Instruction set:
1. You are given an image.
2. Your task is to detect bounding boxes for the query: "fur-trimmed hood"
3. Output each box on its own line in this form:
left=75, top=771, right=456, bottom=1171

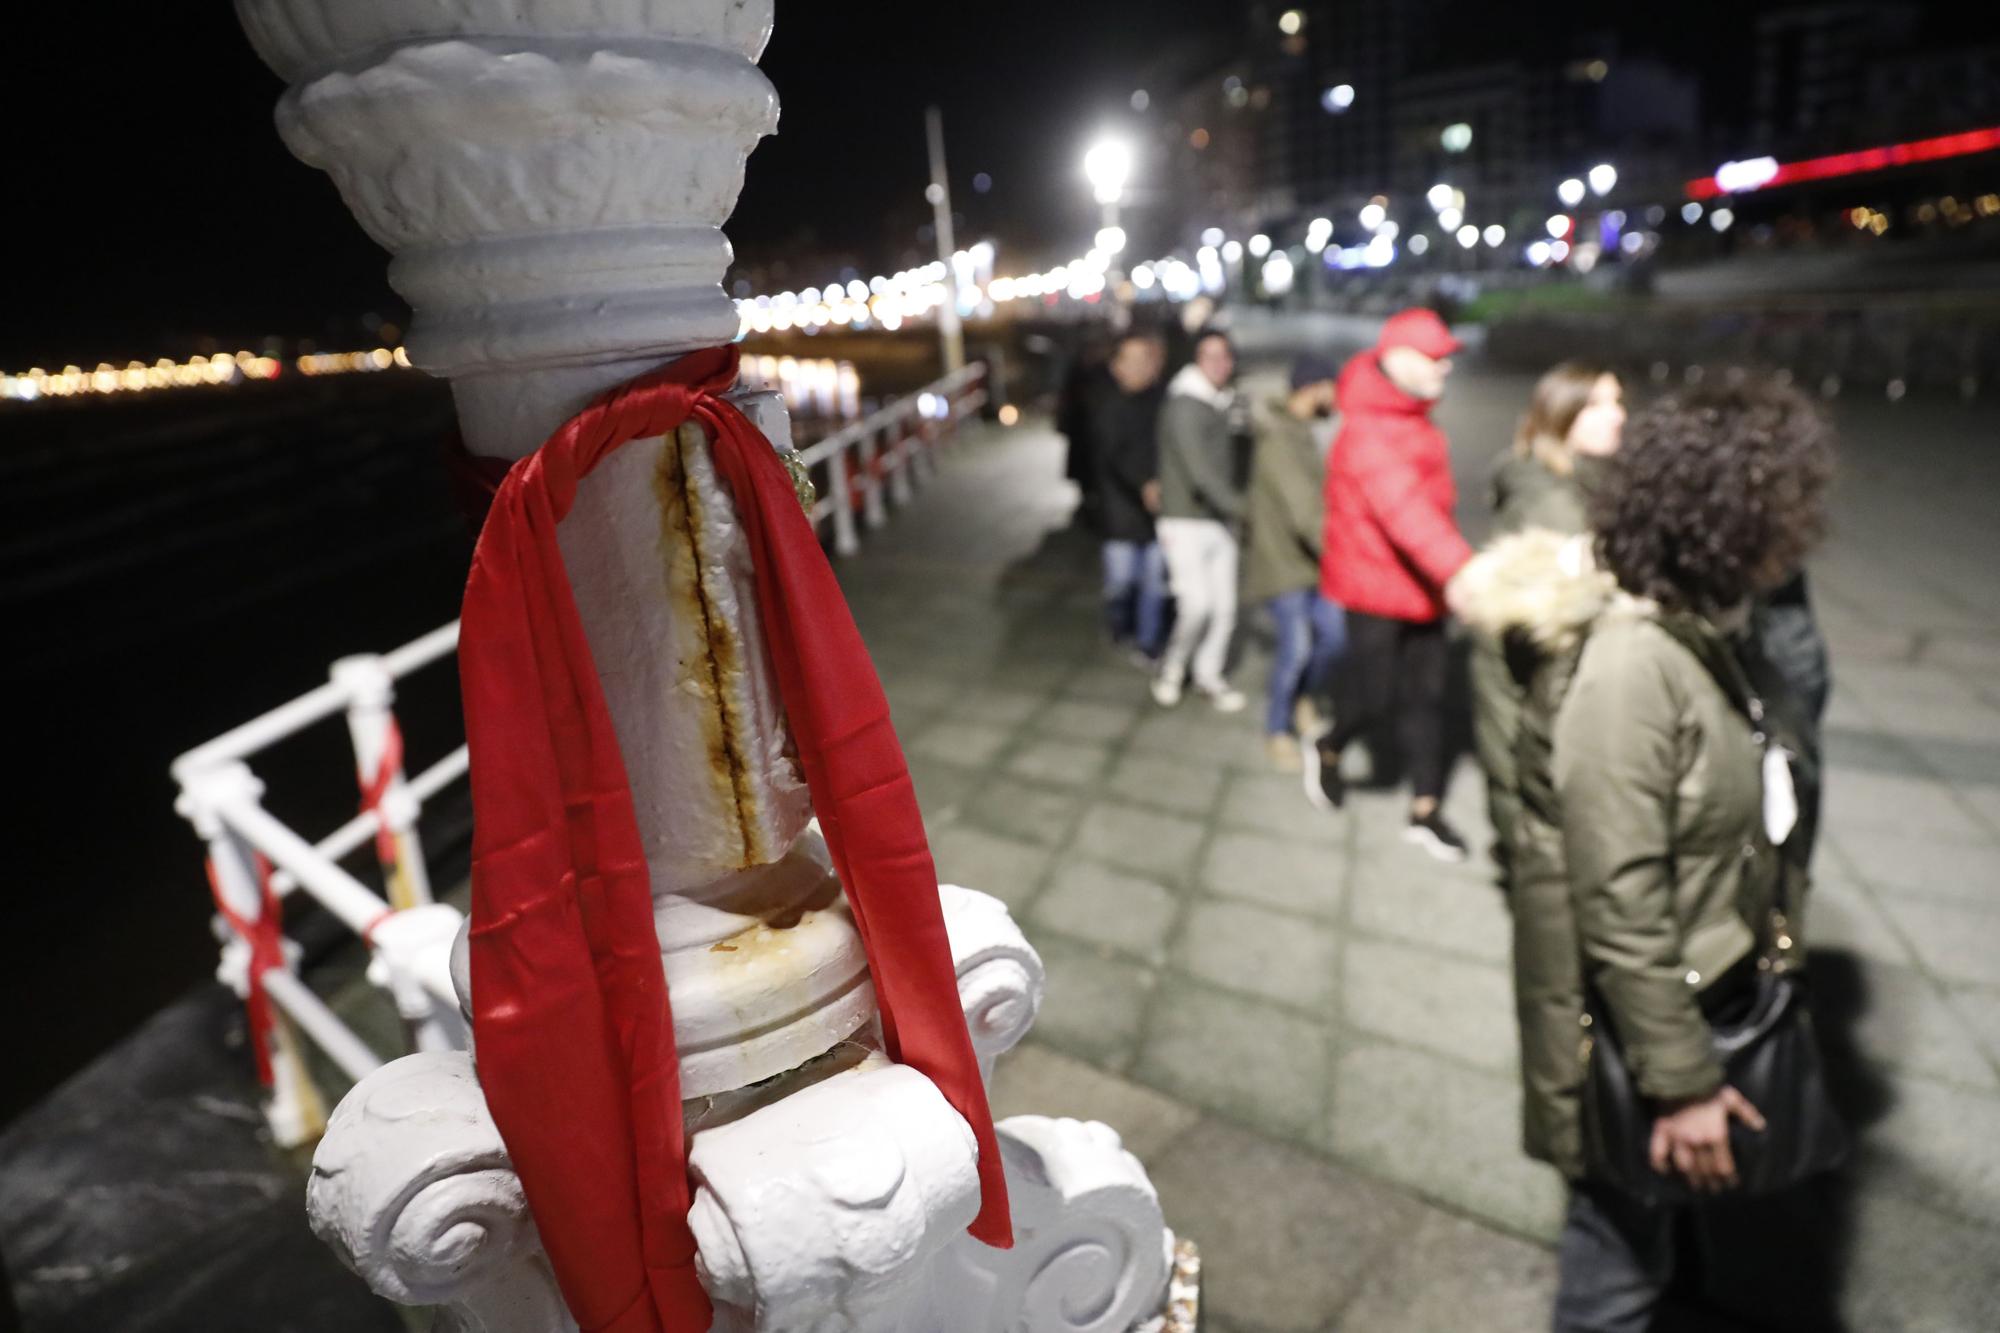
left=1454, top=527, right=1617, bottom=655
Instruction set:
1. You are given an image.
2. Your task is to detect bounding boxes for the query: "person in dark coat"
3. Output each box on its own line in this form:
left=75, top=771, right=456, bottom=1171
left=1472, top=362, right=1626, bottom=888
left=1307, top=309, right=1475, bottom=860
left=1057, top=332, right=1114, bottom=529
left=1090, top=332, right=1169, bottom=660
left=1245, top=354, right=1346, bottom=770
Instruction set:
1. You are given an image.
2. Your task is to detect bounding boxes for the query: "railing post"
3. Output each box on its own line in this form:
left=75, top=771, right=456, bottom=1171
left=366, top=904, right=471, bottom=1054
left=911, top=417, right=940, bottom=484
left=859, top=429, right=888, bottom=529
left=888, top=422, right=915, bottom=506
left=331, top=654, right=433, bottom=910
left=829, top=447, right=861, bottom=557
left=176, top=762, right=328, bottom=1147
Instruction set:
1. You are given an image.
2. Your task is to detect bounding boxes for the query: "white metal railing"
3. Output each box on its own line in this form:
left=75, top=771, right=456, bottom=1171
left=170, top=368, right=986, bottom=1145
left=796, top=362, right=987, bottom=556
left=172, top=622, right=470, bottom=1146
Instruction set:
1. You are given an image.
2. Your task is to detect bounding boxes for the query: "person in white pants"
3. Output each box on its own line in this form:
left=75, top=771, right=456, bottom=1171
left=1152, top=331, right=1248, bottom=712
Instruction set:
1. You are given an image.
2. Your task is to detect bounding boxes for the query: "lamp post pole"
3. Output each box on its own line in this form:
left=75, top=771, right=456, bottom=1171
left=925, top=106, right=966, bottom=374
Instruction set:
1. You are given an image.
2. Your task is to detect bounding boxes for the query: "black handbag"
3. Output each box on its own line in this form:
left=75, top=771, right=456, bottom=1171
left=1577, top=617, right=1850, bottom=1205
left=1581, top=965, right=1850, bottom=1204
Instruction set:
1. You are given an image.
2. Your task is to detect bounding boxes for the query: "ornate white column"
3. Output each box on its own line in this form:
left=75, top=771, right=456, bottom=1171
left=238, top=4, right=1190, bottom=1329
left=241, top=0, right=874, bottom=1097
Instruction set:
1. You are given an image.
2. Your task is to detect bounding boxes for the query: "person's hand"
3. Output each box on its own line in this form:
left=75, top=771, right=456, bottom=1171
left=1142, top=480, right=1162, bottom=514
left=1649, top=1086, right=1765, bottom=1193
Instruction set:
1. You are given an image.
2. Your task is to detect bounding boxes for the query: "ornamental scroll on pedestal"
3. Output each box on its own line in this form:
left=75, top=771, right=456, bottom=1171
left=236, top=2, right=1194, bottom=1329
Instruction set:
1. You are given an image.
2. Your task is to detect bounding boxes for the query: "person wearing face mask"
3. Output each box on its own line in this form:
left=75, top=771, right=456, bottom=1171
left=1245, top=354, right=1348, bottom=770
left=1473, top=363, right=1627, bottom=890
left=1306, top=308, right=1476, bottom=862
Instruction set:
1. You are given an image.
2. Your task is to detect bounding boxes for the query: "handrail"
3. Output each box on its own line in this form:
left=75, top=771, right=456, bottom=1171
left=170, top=620, right=461, bottom=783
left=264, top=746, right=468, bottom=899
left=794, top=363, right=984, bottom=469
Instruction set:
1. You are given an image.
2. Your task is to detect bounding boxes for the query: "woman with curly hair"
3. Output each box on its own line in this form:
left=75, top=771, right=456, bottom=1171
left=1548, top=378, right=1836, bottom=1330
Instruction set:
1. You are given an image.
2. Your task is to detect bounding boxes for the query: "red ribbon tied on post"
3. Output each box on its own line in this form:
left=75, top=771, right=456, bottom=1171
left=459, top=345, right=1010, bottom=1333
left=357, top=717, right=405, bottom=865
left=206, top=852, right=287, bottom=1087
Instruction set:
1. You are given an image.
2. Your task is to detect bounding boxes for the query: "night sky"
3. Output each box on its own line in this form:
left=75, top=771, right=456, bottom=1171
left=3, top=0, right=1982, bottom=368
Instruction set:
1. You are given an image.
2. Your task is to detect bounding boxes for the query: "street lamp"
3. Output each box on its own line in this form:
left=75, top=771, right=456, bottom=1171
left=1557, top=177, right=1587, bottom=207
left=1083, top=136, right=1133, bottom=216
left=1588, top=163, right=1618, bottom=197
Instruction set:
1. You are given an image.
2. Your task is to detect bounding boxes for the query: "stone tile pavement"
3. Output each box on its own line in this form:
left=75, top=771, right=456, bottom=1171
left=848, top=386, right=2000, bottom=1333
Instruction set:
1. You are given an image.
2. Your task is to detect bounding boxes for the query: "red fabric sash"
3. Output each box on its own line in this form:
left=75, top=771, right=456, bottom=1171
left=460, top=345, right=1009, bottom=1333
left=207, top=853, right=285, bottom=1086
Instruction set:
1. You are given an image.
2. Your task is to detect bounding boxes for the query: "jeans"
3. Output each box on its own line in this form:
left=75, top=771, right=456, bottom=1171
left=1156, top=517, right=1239, bottom=690
left=1327, top=610, right=1450, bottom=801
left=1101, top=540, right=1168, bottom=655
left=1554, top=1184, right=1676, bottom=1333
left=1265, top=591, right=1348, bottom=735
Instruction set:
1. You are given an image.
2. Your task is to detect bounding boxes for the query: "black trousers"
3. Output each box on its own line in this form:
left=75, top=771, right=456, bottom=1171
left=1555, top=1178, right=1849, bottom=1333
left=1327, top=610, right=1449, bottom=801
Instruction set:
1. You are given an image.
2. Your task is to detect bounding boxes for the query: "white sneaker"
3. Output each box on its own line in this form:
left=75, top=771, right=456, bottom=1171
left=1150, top=675, right=1184, bottom=707
left=1197, top=683, right=1247, bottom=714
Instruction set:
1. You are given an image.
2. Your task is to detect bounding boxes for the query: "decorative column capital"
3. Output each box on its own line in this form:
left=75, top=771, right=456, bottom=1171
left=237, top=0, right=779, bottom=455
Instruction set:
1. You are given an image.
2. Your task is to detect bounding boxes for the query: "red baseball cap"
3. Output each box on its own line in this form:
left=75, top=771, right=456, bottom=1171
left=1377, top=307, right=1462, bottom=358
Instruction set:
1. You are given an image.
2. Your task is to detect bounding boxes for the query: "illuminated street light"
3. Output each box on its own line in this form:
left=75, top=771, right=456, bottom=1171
left=1248, top=233, right=1272, bottom=258
left=1441, top=122, right=1473, bottom=153
left=1526, top=240, right=1553, bottom=266
left=1279, top=8, right=1306, bottom=35
left=1483, top=224, right=1506, bottom=247
left=1358, top=202, right=1387, bottom=231
left=1711, top=208, right=1736, bottom=233
left=1456, top=224, right=1479, bottom=249
left=1095, top=225, right=1127, bottom=255
left=1262, top=250, right=1296, bottom=293
left=1681, top=201, right=1704, bottom=225
left=1222, top=239, right=1244, bottom=263
left=1437, top=207, right=1463, bottom=232
left=1082, top=137, right=1133, bottom=206
left=1588, top=163, right=1618, bottom=197
left=1201, top=226, right=1226, bottom=248
left=1547, top=214, right=1573, bottom=239
left=1322, top=84, right=1356, bottom=113
left=1426, top=182, right=1456, bottom=212
left=1557, top=178, right=1587, bottom=207
left=1409, top=234, right=1431, bottom=255
left=1305, top=217, right=1334, bottom=253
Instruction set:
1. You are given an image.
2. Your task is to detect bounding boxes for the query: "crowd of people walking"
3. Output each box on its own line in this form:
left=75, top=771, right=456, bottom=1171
left=1058, top=309, right=1846, bottom=1331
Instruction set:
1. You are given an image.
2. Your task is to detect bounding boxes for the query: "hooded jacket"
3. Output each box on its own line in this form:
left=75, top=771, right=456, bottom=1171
left=1455, top=530, right=1615, bottom=1178
left=1319, top=353, right=1472, bottom=621
left=1243, top=392, right=1326, bottom=602
left=1157, top=363, right=1245, bottom=524
left=1471, top=452, right=1595, bottom=872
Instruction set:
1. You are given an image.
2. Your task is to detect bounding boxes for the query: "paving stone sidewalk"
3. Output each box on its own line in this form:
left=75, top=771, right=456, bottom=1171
left=850, top=388, right=2000, bottom=1333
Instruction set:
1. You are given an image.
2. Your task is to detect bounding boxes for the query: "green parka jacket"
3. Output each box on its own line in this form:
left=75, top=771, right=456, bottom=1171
left=1470, top=453, right=1594, bottom=875
left=1457, top=533, right=1810, bottom=1179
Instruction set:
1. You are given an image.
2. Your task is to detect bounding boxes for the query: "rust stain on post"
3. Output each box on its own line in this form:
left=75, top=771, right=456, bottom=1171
left=654, top=423, right=763, bottom=868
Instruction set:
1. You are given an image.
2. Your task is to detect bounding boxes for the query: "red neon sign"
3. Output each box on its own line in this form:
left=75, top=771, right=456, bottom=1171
left=1686, top=127, right=2000, bottom=200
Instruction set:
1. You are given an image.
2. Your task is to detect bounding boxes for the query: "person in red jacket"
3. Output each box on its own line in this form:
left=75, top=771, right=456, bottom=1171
left=1305, top=308, right=1475, bottom=861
